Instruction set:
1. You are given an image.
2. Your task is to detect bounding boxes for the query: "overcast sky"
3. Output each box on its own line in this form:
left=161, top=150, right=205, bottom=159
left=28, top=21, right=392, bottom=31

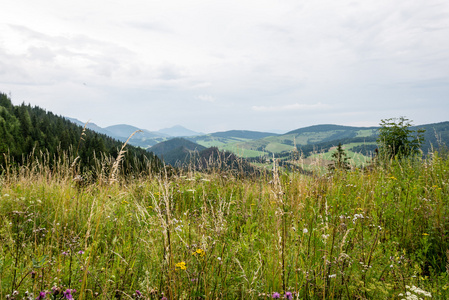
left=1, top=0, right=449, bottom=133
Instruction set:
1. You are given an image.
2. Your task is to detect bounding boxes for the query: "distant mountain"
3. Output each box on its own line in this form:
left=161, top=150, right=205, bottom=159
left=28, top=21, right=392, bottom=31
left=65, top=120, right=170, bottom=148
left=188, top=130, right=279, bottom=156
left=105, top=124, right=144, bottom=138
left=149, top=138, right=207, bottom=165
left=150, top=139, right=260, bottom=175
left=415, top=121, right=449, bottom=153
left=157, top=125, right=202, bottom=137
left=209, top=130, right=278, bottom=139
left=229, top=124, right=377, bottom=158
left=65, top=117, right=449, bottom=159
left=150, top=138, right=206, bottom=156
left=65, top=117, right=117, bottom=138
left=103, top=124, right=170, bottom=148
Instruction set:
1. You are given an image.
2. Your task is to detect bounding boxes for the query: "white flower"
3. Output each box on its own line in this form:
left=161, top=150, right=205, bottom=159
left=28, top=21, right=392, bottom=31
left=303, top=228, right=308, bottom=234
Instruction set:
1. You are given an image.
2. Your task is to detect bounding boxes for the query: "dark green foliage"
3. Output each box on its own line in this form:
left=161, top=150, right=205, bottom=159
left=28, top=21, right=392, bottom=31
left=328, top=143, right=350, bottom=171
left=149, top=137, right=206, bottom=166
left=350, top=143, right=378, bottom=156
left=377, top=117, right=425, bottom=159
left=418, top=121, right=449, bottom=153
left=150, top=138, right=206, bottom=157
left=285, top=124, right=378, bottom=135
left=196, top=147, right=259, bottom=176
left=0, top=92, right=162, bottom=175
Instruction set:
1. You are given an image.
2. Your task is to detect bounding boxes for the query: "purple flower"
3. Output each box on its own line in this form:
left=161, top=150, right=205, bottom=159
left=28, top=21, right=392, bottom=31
left=63, top=289, right=73, bottom=299
left=285, top=291, right=293, bottom=300
left=51, top=286, right=60, bottom=295
left=136, top=290, right=142, bottom=297
left=36, top=291, right=46, bottom=300
left=62, top=251, right=68, bottom=256
left=161, top=297, right=168, bottom=300
left=272, top=292, right=280, bottom=298
left=78, top=250, right=84, bottom=254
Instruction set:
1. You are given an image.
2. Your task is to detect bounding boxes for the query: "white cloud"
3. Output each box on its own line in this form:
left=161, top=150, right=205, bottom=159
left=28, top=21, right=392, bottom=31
left=252, top=102, right=330, bottom=112
left=1, top=0, right=449, bottom=132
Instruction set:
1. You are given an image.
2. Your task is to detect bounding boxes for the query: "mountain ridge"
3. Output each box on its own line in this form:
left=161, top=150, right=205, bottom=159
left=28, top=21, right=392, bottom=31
left=65, top=117, right=449, bottom=159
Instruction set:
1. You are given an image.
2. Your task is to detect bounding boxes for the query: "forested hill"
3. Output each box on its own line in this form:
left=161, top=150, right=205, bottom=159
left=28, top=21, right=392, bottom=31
left=0, top=93, right=162, bottom=174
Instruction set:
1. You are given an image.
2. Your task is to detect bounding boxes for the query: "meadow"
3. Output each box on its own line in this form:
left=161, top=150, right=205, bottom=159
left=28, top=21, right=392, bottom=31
left=0, top=150, right=448, bottom=299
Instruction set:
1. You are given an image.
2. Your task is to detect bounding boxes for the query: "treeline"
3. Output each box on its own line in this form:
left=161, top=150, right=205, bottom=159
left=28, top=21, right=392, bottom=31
left=0, top=93, right=162, bottom=176
left=296, top=136, right=378, bottom=157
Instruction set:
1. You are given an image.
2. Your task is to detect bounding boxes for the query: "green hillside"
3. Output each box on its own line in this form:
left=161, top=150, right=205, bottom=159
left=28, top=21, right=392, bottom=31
left=0, top=93, right=162, bottom=176
left=149, top=138, right=206, bottom=166
left=189, top=130, right=277, bottom=149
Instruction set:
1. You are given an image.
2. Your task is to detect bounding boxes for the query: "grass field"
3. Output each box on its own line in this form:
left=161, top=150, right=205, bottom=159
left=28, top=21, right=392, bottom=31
left=0, top=151, right=448, bottom=299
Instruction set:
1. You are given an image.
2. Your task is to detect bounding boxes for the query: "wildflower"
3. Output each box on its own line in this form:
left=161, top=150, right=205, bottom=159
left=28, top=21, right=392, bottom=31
left=136, top=290, right=142, bottom=297
left=175, top=261, right=186, bottom=270
left=161, top=297, right=168, bottom=300
left=78, top=250, right=84, bottom=254
left=51, top=286, right=60, bottom=296
left=62, top=251, right=69, bottom=256
left=422, top=233, right=429, bottom=236
left=285, top=291, right=293, bottom=300
left=36, top=291, right=46, bottom=299
left=303, top=228, right=308, bottom=234
left=63, top=289, right=73, bottom=299
left=272, top=292, right=280, bottom=298
left=193, top=249, right=205, bottom=257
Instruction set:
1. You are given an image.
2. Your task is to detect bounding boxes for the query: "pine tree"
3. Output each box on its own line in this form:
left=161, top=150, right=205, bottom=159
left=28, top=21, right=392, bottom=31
left=328, top=143, right=350, bottom=171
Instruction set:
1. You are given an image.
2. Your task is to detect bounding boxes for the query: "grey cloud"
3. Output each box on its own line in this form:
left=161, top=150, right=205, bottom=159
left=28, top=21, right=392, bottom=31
left=8, top=24, right=135, bottom=57
left=158, top=64, right=184, bottom=81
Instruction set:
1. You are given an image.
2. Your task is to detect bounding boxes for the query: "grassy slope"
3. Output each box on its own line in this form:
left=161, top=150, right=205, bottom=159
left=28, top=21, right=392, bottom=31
left=0, top=154, right=448, bottom=299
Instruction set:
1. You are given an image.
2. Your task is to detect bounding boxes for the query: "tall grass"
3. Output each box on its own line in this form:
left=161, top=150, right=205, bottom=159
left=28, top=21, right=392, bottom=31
left=0, top=149, right=448, bottom=299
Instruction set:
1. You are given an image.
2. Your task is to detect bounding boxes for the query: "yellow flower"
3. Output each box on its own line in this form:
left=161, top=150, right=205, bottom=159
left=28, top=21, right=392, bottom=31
left=175, top=261, right=186, bottom=270
left=422, top=233, right=429, bottom=236
left=193, top=249, right=205, bottom=257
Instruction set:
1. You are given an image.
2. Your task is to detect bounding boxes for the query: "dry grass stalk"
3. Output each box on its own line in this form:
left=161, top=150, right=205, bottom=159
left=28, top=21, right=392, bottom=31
left=109, top=130, right=142, bottom=184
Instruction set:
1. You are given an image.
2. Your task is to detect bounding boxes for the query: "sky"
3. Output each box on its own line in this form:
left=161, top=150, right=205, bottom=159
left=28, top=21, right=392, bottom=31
left=1, top=0, right=449, bottom=133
